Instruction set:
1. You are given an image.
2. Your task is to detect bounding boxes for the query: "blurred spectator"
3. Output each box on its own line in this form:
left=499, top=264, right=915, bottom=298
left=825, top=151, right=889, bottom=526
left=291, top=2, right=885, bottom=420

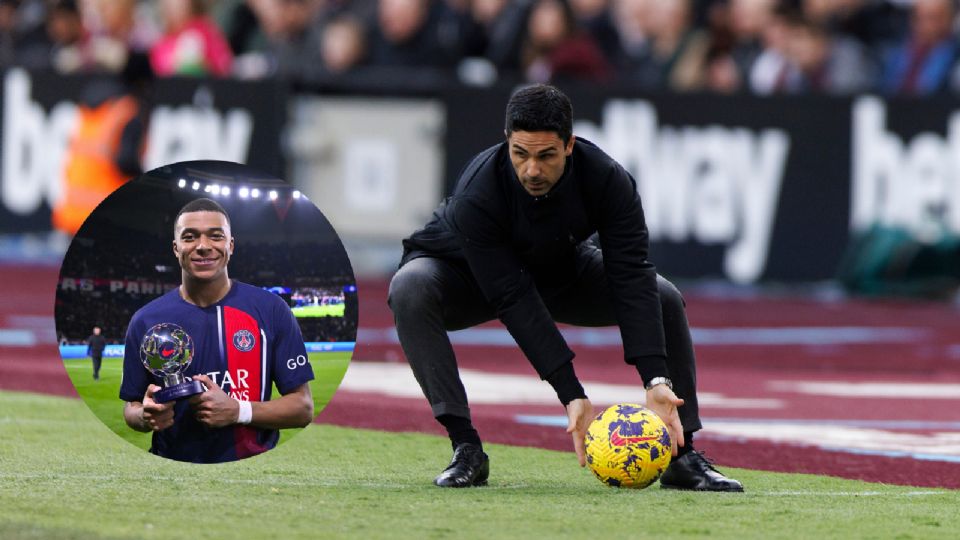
left=317, top=13, right=367, bottom=74
left=701, top=0, right=742, bottom=93
left=457, top=0, right=529, bottom=75
left=748, top=3, right=791, bottom=94
left=367, top=0, right=460, bottom=67
left=777, top=14, right=876, bottom=94
left=610, top=0, right=652, bottom=69
left=802, top=0, right=908, bottom=50
left=150, top=0, right=233, bottom=77
left=55, top=0, right=158, bottom=74
left=0, top=0, right=17, bottom=65
left=521, top=0, right=611, bottom=83
left=571, top=0, right=621, bottom=63
left=880, top=0, right=957, bottom=96
left=622, top=0, right=709, bottom=90
left=728, top=0, right=776, bottom=81
left=46, top=0, right=85, bottom=71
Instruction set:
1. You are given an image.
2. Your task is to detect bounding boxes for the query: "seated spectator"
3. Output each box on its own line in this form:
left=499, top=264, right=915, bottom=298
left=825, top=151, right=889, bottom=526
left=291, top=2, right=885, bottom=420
left=367, top=0, right=460, bottom=68
left=622, top=0, right=709, bottom=91
left=150, top=0, right=233, bottom=77
left=778, top=14, right=875, bottom=94
left=521, top=0, right=612, bottom=83
left=318, top=13, right=367, bottom=75
left=570, top=0, right=621, bottom=64
left=749, top=4, right=791, bottom=94
left=610, top=0, right=652, bottom=70
left=55, top=0, right=158, bottom=74
left=457, top=0, right=529, bottom=76
left=724, top=0, right=777, bottom=91
left=880, top=0, right=956, bottom=95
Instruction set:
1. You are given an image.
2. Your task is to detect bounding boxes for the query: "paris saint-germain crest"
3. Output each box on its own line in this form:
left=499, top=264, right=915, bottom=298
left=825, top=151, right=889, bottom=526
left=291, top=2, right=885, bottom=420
left=233, top=329, right=256, bottom=352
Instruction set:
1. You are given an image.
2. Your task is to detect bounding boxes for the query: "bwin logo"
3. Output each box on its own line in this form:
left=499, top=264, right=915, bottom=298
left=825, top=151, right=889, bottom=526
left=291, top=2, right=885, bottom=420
left=852, top=96, right=960, bottom=241
left=575, top=100, right=791, bottom=284
left=1, top=69, right=254, bottom=217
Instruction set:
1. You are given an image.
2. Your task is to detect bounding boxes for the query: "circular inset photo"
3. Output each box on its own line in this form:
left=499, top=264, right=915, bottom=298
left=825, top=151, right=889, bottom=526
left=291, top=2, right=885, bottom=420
left=54, top=161, right=357, bottom=463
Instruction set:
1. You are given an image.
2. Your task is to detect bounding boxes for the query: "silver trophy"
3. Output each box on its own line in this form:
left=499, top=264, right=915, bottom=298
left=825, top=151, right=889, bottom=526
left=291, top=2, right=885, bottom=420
left=140, top=323, right=204, bottom=403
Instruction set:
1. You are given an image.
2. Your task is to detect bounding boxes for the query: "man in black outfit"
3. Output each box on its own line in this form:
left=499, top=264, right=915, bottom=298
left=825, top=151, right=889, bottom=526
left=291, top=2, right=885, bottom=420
left=388, top=84, right=742, bottom=491
left=86, top=326, right=107, bottom=381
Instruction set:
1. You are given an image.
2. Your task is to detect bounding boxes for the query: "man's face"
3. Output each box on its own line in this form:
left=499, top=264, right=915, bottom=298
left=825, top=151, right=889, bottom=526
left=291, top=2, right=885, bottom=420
left=507, top=130, right=574, bottom=196
left=93, top=327, right=101, bottom=335
left=173, top=211, right=233, bottom=283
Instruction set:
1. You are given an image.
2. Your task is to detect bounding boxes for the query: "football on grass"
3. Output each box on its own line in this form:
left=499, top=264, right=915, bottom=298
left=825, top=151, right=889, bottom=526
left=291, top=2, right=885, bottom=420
left=584, top=403, right=672, bottom=488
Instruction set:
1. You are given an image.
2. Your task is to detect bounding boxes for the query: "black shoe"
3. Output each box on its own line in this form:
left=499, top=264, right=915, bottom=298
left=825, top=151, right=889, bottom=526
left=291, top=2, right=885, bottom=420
left=433, top=443, right=489, bottom=488
left=660, top=451, right=744, bottom=492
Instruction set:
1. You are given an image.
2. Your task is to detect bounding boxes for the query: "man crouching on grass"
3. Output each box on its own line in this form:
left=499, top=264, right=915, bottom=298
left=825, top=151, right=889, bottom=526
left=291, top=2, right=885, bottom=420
left=389, top=84, right=743, bottom=491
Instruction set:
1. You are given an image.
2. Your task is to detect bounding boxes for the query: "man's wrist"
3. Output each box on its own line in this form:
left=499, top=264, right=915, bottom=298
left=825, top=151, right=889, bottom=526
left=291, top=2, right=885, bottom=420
left=631, top=355, right=668, bottom=387
left=546, top=361, right=587, bottom=406
left=644, top=376, right=673, bottom=391
left=235, top=399, right=253, bottom=425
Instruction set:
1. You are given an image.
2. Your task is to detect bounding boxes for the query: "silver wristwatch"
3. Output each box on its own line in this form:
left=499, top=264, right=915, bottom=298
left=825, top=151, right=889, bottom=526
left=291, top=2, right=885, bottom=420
left=645, top=377, right=673, bottom=391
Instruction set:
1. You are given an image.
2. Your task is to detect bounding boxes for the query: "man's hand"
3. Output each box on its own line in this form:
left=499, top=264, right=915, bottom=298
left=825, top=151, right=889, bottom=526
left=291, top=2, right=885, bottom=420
left=188, top=374, right=240, bottom=428
left=565, top=398, right=594, bottom=467
left=141, top=385, right=174, bottom=431
left=645, top=384, right=685, bottom=455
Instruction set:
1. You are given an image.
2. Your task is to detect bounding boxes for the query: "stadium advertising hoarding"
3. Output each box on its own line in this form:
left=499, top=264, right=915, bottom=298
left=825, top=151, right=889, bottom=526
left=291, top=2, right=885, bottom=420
left=0, top=68, right=286, bottom=234
left=446, top=87, right=960, bottom=284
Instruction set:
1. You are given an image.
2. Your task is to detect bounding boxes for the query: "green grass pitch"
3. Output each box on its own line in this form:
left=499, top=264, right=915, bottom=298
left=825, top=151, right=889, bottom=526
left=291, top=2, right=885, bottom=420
left=291, top=304, right=346, bottom=317
left=62, top=352, right=351, bottom=450
left=1, top=390, right=958, bottom=539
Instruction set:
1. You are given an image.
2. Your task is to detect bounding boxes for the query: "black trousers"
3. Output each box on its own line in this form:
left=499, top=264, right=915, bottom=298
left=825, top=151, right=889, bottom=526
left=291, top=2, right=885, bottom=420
left=91, top=354, right=102, bottom=379
left=388, top=248, right=703, bottom=434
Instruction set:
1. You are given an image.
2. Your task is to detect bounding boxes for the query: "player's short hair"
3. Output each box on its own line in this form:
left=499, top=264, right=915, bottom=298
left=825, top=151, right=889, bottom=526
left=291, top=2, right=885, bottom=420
left=505, top=84, right=573, bottom=144
left=174, top=198, right=231, bottom=234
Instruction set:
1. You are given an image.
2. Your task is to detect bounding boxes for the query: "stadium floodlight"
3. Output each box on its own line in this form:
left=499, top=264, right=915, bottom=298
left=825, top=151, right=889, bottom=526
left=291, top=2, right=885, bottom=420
left=204, top=185, right=213, bottom=193
left=192, top=181, right=200, bottom=190
left=210, top=184, right=221, bottom=196
left=268, top=190, right=278, bottom=200
left=251, top=188, right=261, bottom=198
left=221, top=186, right=231, bottom=197
left=292, top=190, right=301, bottom=199
left=177, top=178, right=186, bottom=188
left=238, top=187, right=249, bottom=199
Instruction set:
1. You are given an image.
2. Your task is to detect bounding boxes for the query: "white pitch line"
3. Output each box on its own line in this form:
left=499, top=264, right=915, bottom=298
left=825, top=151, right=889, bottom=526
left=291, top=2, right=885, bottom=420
left=769, top=380, right=960, bottom=399
left=340, top=362, right=783, bottom=409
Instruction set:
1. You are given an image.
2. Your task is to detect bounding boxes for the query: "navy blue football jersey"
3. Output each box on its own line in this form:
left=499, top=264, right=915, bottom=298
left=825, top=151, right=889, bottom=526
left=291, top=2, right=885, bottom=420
left=120, top=281, right=314, bottom=463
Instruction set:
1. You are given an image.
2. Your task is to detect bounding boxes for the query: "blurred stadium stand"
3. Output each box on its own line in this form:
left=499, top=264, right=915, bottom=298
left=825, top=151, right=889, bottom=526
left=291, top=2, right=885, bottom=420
left=0, top=0, right=957, bottom=298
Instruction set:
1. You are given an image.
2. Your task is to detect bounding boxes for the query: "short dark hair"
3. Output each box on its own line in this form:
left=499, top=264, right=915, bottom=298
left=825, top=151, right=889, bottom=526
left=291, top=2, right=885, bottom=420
left=174, top=198, right=231, bottom=234
left=505, top=84, right=573, bottom=143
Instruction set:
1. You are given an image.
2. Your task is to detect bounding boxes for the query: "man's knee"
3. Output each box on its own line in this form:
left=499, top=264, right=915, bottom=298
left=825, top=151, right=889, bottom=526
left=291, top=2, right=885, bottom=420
left=388, top=262, right=440, bottom=315
left=656, top=275, right=686, bottom=312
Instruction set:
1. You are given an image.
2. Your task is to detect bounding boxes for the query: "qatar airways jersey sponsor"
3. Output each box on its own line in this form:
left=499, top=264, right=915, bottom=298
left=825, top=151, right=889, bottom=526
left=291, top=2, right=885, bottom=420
left=120, top=280, right=313, bottom=463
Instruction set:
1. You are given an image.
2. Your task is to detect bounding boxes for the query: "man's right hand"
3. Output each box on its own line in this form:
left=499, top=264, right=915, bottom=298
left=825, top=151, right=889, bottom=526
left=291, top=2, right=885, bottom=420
left=645, top=384, right=684, bottom=456
left=141, top=384, right=174, bottom=431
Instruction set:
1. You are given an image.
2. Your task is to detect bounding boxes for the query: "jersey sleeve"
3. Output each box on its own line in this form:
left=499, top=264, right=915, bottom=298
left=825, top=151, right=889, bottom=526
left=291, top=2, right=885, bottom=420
left=119, top=315, right=150, bottom=402
left=269, top=296, right=314, bottom=395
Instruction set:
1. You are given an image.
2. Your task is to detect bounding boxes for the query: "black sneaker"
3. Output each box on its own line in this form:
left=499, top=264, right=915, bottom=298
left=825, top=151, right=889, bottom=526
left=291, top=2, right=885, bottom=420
left=433, top=443, right=489, bottom=488
left=659, top=451, right=744, bottom=492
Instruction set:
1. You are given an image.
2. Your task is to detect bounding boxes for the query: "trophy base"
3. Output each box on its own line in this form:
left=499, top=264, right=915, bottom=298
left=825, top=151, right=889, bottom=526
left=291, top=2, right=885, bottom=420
left=154, top=379, right=205, bottom=403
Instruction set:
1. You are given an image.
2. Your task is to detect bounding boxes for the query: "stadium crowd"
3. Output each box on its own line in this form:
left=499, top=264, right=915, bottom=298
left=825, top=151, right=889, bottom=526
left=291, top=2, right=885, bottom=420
left=2, top=0, right=959, bottom=95
left=56, top=222, right=356, bottom=343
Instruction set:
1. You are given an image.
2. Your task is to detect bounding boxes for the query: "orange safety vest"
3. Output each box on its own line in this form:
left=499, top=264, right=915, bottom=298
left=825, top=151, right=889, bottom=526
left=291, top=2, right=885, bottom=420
left=52, top=95, right=140, bottom=235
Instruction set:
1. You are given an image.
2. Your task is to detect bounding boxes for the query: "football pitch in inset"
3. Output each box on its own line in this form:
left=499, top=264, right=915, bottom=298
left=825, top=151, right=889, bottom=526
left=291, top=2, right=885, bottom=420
left=63, top=352, right=350, bottom=450
left=1, top=389, right=957, bottom=540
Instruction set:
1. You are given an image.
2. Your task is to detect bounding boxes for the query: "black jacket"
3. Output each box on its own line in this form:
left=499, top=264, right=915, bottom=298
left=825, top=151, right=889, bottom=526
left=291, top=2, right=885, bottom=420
left=401, top=137, right=667, bottom=379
